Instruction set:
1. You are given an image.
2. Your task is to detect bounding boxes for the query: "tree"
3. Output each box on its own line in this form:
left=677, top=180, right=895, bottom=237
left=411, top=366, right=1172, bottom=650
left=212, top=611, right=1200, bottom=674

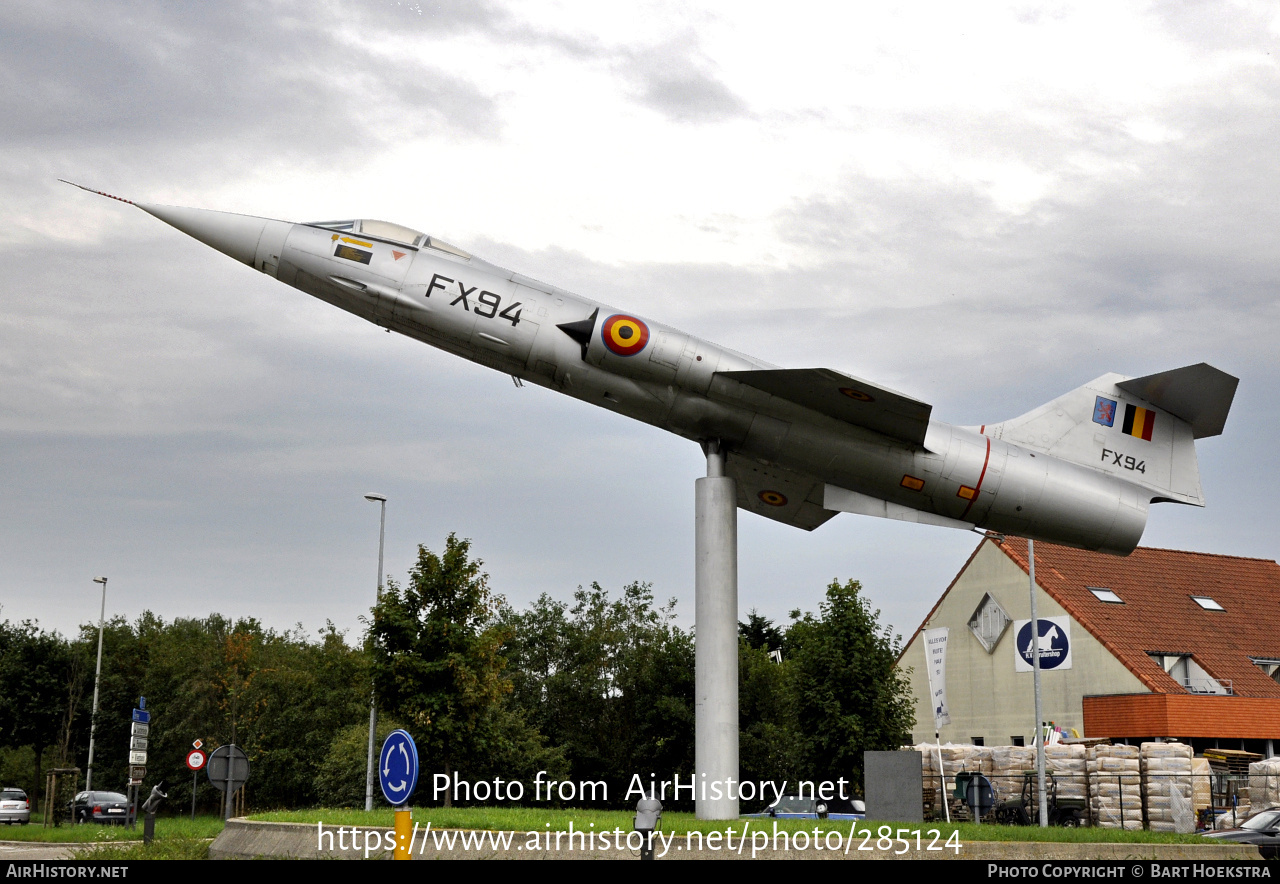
left=0, top=620, right=82, bottom=803
left=786, top=579, right=916, bottom=790
left=500, top=581, right=694, bottom=806
left=739, top=609, right=784, bottom=654
left=369, top=534, right=516, bottom=801
left=738, top=631, right=802, bottom=797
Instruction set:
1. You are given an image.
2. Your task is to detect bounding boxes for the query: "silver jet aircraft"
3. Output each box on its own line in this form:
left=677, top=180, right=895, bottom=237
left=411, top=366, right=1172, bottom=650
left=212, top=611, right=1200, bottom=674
left=68, top=184, right=1236, bottom=555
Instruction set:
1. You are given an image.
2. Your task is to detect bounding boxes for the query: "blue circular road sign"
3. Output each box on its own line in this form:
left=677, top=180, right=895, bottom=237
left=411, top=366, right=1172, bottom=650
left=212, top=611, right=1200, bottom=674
left=379, top=729, right=419, bottom=806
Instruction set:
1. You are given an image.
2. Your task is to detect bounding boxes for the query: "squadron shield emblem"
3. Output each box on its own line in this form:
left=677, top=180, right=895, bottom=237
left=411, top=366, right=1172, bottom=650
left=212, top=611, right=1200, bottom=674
left=601, top=314, right=650, bottom=357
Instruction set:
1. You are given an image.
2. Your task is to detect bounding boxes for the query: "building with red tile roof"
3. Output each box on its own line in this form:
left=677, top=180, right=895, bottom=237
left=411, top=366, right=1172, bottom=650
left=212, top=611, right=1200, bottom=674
left=898, top=536, right=1280, bottom=756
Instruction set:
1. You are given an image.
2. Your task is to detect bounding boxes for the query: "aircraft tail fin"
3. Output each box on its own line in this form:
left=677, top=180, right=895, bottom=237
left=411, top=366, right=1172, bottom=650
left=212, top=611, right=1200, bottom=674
left=978, top=364, right=1237, bottom=507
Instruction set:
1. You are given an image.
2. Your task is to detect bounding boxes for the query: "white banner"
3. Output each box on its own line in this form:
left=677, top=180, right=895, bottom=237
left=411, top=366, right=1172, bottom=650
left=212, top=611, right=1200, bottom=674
left=1013, top=616, right=1073, bottom=672
left=924, top=627, right=950, bottom=728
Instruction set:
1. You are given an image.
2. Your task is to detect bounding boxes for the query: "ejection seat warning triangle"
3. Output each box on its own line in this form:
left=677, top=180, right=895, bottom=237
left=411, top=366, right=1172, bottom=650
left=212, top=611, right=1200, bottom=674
left=379, top=729, right=419, bottom=807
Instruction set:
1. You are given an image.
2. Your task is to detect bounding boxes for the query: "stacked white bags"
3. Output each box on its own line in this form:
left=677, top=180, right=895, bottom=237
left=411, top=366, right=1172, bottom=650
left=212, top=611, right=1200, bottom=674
left=989, top=745, right=1037, bottom=802
left=1249, top=757, right=1280, bottom=810
left=1088, top=744, right=1143, bottom=829
left=1140, top=742, right=1195, bottom=833
left=915, top=743, right=992, bottom=816
left=1046, top=743, right=1088, bottom=804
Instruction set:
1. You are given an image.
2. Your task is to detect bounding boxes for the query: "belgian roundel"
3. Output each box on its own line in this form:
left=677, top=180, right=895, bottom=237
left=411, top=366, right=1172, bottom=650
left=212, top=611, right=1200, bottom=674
left=601, top=314, right=650, bottom=357
left=839, top=387, right=874, bottom=402
left=758, top=490, right=788, bottom=507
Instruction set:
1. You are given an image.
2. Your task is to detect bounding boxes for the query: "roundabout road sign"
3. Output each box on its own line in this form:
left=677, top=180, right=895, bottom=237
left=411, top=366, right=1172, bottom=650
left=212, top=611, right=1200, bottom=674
left=379, top=729, right=418, bottom=807
left=186, top=749, right=207, bottom=771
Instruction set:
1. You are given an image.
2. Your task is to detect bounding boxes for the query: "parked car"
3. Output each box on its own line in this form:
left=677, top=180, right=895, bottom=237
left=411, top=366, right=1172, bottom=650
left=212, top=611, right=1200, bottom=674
left=0, top=788, right=30, bottom=825
left=1202, top=807, right=1280, bottom=860
left=68, top=791, right=133, bottom=825
left=744, top=795, right=866, bottom=820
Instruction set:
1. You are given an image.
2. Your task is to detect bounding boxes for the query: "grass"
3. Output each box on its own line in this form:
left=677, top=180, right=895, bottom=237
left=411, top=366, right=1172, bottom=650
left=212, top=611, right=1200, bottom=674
left=251, top=807, right=1208, bottom=844
left=0, top=814, right=224, bottom=843
left=77, top=838, right=211, bottom=861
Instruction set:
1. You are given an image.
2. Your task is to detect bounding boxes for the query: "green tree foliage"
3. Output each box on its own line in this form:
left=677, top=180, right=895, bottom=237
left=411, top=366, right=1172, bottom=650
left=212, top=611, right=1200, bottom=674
left=739, top=609, right=785, bottom=654
left=786, top=579, right=916, bottom=790
left=1, top=541, right=913, bottom=813
left=65, top=613, right=368, bottom=812
left=311, top=717, right=405, bottom=808
left=0, top=619, right=86, bottom=804
left=738, top=636, right=803, bottom=799
left=501, top=581, right=694, bottom=807
left=370, top=534, right=563, bottom=803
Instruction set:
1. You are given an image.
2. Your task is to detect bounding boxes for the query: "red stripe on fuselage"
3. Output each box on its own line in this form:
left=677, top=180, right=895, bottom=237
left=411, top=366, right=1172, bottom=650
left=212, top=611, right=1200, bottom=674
left=959, top=436, right=992, bottom=521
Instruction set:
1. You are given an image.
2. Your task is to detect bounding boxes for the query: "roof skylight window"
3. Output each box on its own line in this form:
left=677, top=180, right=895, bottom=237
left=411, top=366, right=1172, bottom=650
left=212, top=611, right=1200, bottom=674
left=1088, top=587, right=1124, bottom=604
left=1190, top=596, right=1225, bottom=611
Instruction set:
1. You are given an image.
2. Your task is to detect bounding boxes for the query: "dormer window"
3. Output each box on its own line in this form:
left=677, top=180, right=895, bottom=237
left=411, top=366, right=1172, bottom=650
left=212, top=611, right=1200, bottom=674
left=1148, top=652, right=1233, bottom=695
left=1252, top=658, right=1280, bottom=686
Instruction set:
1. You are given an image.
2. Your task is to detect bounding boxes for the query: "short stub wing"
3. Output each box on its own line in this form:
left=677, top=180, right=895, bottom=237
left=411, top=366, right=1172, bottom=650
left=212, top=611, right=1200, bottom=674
left=822, top=484, right=972, bottom=531
left=719, top=368, right=932, bottom=446
left=724, top=454, right=838, bottom=531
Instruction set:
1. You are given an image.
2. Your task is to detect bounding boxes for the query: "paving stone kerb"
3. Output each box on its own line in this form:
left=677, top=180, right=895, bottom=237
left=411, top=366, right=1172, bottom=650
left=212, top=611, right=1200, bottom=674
left=210, top=819, right=1264, bottom=861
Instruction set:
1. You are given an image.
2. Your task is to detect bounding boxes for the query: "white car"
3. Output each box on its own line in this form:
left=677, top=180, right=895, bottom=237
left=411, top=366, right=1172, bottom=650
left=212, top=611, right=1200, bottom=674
left=0, top=788, right=30, bottom=825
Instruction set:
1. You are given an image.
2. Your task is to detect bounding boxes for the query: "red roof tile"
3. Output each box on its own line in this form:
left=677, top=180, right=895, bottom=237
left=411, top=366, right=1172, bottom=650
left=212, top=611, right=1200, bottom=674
left=994, top=537, right=1280, bottom=699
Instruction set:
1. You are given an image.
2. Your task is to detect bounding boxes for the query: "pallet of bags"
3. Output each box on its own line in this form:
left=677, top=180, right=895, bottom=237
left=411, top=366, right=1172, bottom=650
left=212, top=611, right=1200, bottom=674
left=1141, top=742, right=1194, bottom=833
left=1248, top=757, right=1280, bottom=810
left=1088, top=744, right=1142, bottom=829
left=1046, top=743, right=1088, bottom=804
left=917, top=743, right=940, bottom=818
left=916, top=743, right=992, bottom=820
left=989, top=745, right=1036, bottom=804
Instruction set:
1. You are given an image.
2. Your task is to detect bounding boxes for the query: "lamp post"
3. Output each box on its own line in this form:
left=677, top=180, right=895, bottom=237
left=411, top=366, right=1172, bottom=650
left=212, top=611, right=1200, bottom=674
left=363, top=494, right=387, bottom=813
left=1027, top=539, right=1048, bottom=827
left=85, top=577, right=108, bottom=793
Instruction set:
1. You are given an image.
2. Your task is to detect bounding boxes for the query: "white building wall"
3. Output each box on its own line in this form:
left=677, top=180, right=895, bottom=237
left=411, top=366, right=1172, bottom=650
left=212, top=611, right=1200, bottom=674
left=899, top=540, right=1148, bottom=745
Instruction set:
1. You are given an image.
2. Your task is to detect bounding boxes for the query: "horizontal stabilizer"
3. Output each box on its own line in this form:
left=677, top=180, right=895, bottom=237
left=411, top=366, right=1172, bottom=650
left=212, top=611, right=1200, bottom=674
left=1116, top=363, right=1238, bottom=439
left=719, top=368, right=932, bottom=446
left=725, top=455, right=838, bottom=531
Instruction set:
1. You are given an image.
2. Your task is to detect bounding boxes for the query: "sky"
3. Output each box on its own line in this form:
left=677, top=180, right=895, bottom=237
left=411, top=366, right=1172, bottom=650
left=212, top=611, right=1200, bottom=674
left=2, top=0, right=1278, bottom=650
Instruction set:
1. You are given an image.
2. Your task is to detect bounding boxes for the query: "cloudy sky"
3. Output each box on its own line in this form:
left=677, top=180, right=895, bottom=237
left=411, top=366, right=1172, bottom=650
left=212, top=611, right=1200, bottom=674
left=2, top=0, right=1277, bottom=649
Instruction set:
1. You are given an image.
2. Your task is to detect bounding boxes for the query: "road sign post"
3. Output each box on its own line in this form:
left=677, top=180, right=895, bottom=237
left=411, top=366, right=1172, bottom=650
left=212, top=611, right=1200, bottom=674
left=206, top=744, right=250, bottom=821
left=127, top=698, right=150, bottom=828
left=186, top=741, right=206, bottom=821
left=378, top=730, right=418, bottom=860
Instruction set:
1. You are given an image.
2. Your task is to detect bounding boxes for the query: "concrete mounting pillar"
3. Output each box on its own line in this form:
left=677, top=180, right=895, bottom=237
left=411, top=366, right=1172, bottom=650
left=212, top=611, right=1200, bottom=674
left=695, top=440, right=739, bottom=820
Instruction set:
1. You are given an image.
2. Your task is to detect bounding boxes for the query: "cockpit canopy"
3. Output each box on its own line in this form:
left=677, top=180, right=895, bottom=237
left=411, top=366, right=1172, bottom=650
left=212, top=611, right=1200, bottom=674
left=307, top=218, right=471, bottom=258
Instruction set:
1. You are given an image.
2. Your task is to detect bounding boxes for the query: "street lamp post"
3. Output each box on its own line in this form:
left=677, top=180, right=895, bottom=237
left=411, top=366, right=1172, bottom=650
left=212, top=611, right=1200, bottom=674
left=86, top=577, right=108, bottom=794
left=363, top=494, right=387, bottom=813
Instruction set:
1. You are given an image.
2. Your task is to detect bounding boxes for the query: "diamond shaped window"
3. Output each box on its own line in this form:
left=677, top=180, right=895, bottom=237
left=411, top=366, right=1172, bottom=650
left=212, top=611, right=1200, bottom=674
left=968, top=593, right=1011, bottom=654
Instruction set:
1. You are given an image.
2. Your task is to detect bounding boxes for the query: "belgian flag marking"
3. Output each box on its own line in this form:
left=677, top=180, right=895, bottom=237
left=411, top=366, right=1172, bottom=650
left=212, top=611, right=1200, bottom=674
left=601, top=314, right=650, bottom=356
left=758, top=490, right=788, bottom=507
left=1121, top=404, right=1155, bottom=441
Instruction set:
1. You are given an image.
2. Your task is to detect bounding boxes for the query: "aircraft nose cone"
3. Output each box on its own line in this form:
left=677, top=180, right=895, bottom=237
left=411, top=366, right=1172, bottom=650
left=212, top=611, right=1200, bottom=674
left=136, top=203, right=280, bottom=266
